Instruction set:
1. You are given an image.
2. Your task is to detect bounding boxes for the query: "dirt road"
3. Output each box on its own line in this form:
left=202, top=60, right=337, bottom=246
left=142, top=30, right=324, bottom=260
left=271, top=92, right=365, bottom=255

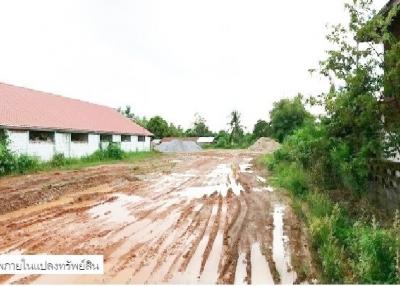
left=0, top=150, right=314, bottom=284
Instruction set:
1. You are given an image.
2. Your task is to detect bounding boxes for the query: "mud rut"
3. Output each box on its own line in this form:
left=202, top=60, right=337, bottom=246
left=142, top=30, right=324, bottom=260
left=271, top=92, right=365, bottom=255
left=0, top=151, right=313, bottom=284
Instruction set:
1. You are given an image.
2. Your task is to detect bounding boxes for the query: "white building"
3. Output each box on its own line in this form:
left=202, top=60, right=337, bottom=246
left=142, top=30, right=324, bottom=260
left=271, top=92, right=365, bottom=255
left=0, top=83, right=153, bottom=161
left=197, top=137, right=215, bottom=146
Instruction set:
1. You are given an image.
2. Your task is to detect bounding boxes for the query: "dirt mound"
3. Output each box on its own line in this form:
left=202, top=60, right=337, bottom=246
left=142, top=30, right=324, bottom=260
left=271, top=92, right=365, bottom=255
left=248, top=137, right=280, bottom=153
left=155, top=139, right=202, bottom=153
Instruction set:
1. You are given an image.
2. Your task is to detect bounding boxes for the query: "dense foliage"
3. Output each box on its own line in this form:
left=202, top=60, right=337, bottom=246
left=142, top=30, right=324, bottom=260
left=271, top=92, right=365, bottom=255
left=185, top=113, right=214, bottom=137
left=263, top=0, right=400, bottom=283
left=269, top=95, right=313, bottom=143
left=146, top=116, right=170, bottom=139
left=252, top=119, right=271, bottom=139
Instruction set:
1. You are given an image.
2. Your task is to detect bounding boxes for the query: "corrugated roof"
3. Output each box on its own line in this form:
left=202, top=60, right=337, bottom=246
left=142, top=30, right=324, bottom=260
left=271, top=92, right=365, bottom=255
left=0, top=83, right=152, bottom=136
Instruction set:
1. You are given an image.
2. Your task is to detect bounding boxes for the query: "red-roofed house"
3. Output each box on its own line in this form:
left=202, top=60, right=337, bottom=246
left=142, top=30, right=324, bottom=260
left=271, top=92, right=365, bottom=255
left=0, top=83, right=153, bottom=161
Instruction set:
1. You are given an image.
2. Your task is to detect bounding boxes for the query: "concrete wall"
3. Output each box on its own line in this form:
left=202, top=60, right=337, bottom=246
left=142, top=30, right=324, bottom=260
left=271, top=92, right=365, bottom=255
left=368, top=160, right=400, bottom=212
left=70, top=134, right=100, bottom=158
left=136, top=136, right=151, bottom=152
left=6, top=129, right=151, bottom=161
left=121, top=135, right=136, bottom=152
left=7, top=130, right=56, bottom=161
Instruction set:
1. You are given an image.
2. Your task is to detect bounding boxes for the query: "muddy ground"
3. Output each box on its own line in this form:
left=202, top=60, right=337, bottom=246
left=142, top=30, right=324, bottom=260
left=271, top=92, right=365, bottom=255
left=0, top=150, right=315, bottom=284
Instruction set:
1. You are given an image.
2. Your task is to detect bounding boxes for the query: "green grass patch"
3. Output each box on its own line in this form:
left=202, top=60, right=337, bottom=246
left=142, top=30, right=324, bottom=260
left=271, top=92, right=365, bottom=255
left=0, top=137, right=160, bottom=177
left=261, top=152, right=400, bottom=284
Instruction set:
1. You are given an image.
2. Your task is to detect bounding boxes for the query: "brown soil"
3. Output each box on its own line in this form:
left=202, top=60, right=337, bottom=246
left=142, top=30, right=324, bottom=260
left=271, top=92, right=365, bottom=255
left=0, top=150, right=314, bottom=284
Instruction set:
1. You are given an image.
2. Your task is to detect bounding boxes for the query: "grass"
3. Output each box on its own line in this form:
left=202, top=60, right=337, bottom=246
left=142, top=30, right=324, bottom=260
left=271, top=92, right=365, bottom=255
left=1, top=147, right=161, bottom=177
left=260, top=153, right=400, bottom=284
left=42, top=151, right=161, bottom=171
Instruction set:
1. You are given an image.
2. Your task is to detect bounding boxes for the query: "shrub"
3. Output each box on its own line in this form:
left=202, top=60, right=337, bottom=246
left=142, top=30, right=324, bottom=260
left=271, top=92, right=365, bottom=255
left=351, top=220, right=399, bottom=284
left=16, top=154, right=39, bottom=174
left=309, top=204, right=347, bottom=282
left=269, top=95, right=314, bottom=142
left=319, top=238, right=345, bottom=283
left=0, top=130, right=17, bottom=175
left=82, top=143, right=125, bottom=162
left=329, top=141, right=370, bottom=192
left=105, top=143, right=124, bottom=160
left=274, top=162, right=309, bottom=196
left=50, top=153, right=69, bottom=167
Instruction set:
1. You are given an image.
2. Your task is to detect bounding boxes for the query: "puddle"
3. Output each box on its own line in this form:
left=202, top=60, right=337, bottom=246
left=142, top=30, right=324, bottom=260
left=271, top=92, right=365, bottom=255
left=172, top=205, right=219, bottom=283
left=256, top=176, right=266, bottom=183
left=251, top=242, right=274, bottom=284
left=199, top=203, right=227, bottom=284
left=193, top=203, right=204, bottom=212
left=234, top=252, right=247, bottom=284
left=239, top=163, right=253, bottom=173
left=272, top=205, right=296, bottom=284
left=179, top=164, right=245, bottom=198
left=227, top=168, right=245, bottom=196
left=179, top=185, right=226, bottom=198
left=88, top=193, right=143, bottom=223
left=1, top=249, right=24, bottom=255
left=253, top=186, right=274, bottom=193
left=266, top=186, right=274, bottom=192
left=207, top=164, right=231, bottom=178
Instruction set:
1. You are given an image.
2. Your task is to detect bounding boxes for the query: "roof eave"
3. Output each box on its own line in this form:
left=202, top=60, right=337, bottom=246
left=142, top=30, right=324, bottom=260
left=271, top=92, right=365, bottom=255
left=0, top=124, right=152, bottom=136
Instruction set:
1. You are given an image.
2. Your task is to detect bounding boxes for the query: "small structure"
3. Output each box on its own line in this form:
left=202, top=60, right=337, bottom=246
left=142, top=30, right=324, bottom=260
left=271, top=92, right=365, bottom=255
left=0, top=83, right=153, bottom=161
left=196, top=137, right=215, bottom=146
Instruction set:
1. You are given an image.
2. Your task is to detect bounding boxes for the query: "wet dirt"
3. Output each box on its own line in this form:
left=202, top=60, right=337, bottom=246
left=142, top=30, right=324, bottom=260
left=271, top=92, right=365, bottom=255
left=0, top=150, right=314, bottom=284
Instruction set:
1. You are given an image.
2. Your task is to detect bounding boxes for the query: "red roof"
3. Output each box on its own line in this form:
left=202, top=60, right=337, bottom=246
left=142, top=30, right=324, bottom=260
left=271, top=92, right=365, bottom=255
left=0, top=83, right=152, bottom=136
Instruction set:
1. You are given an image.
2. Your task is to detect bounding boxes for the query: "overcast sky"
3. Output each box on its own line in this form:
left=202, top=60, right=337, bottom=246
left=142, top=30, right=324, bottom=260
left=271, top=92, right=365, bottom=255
left=0, top=0, right=387, bottom=131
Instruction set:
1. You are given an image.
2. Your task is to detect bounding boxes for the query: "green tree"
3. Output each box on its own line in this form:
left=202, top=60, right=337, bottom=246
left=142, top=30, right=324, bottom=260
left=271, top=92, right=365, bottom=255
left=135, top=116, right=149, bottom=128
left=310, top=0, right=400, bottom=190
left=147, top=116, right=169, bottom=139
left=0, top=129, right=16, bottom=175
left=228, top=110, right=244, bottom=144
left=167, top=123, right=184, bottom=137
left=117, top=105, right=135, bottom=119
left=253, top=119, right=271, bottom=139
left=270, top=95, right=313, bottom=142
left=186, top=113, right=213, bottom=137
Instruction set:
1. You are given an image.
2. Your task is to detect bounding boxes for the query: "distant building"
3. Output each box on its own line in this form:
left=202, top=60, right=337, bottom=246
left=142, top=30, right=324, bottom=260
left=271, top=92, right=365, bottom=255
left=196, top=137, right=215, bottom=146
left=0, top=83, right=153, bottom=161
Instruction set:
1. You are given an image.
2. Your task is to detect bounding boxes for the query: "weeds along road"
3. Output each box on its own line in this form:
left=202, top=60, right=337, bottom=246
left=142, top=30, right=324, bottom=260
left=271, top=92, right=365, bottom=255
left=0, top=150, right=314, bottom=284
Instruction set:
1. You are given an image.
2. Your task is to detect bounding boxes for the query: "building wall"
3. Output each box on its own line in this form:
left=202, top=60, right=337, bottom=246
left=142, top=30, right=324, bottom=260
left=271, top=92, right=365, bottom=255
left=6, top=130, right=151, bottom=161
left=121, top=135, right=136, bottom=152
left=136, top=136, right=151, bottom=152
left=70, top=134, right=100, bottom=158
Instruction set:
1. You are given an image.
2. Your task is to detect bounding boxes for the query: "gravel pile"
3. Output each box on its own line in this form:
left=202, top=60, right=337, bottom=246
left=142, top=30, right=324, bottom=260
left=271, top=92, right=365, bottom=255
left=155, top=140, right=202, bottom=153
left=248, top=137, right=280, bottom=153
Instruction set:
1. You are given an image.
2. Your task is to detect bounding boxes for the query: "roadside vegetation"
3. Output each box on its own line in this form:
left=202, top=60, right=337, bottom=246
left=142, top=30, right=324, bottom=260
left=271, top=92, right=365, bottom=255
left=260, top=0, right=400, bottom=283
left=0, top=129, right=158, bottom=177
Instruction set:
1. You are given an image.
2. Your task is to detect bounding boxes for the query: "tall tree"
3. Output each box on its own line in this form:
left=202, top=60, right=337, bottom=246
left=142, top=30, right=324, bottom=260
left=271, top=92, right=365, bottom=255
left=253, top=119, right=271, bottom=139
left=228, top=110, right=244, bottom=144
left=117, top=105, right=135, bottom=119
left=186, top=113, right=213, bottom=137
left=269, top=95, right=312, bottom=142
left=146, top=116, right=169, bottom=139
